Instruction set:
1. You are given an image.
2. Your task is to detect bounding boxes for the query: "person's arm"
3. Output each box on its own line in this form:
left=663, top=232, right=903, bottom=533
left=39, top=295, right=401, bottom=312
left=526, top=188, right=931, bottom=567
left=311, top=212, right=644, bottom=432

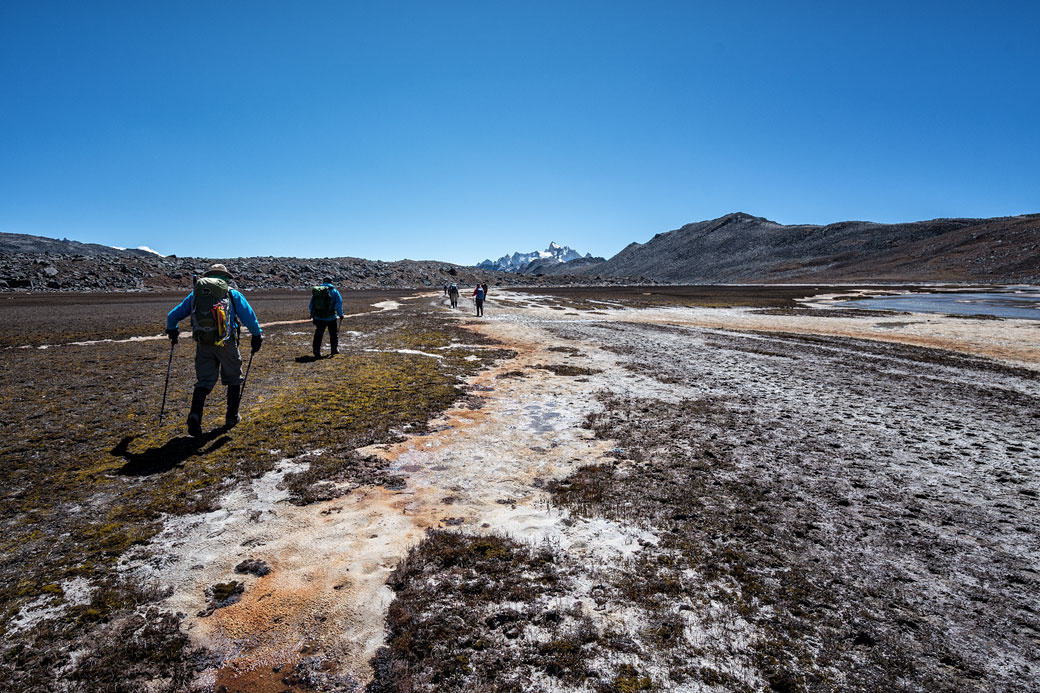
left=309, top=293, right=315, bottom=319
left=230, top=290, right=262, bottom=335
left=333, top=289, right=344, bottom=318
left=166, top=293, right=193, bottom=330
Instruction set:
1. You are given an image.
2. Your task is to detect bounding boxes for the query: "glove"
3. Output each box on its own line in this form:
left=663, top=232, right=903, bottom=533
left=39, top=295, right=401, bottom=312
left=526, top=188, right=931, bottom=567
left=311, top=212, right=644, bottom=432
left=166, top=328, right=179, bottom=345
left=251, top=334, right=263, bottom=353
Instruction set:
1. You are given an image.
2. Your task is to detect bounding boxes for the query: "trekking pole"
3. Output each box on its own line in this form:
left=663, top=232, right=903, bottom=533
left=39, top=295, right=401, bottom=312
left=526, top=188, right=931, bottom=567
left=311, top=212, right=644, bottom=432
left=159, top=340, right=175, bottom=424
left=240, top=350, right=256, bottom=401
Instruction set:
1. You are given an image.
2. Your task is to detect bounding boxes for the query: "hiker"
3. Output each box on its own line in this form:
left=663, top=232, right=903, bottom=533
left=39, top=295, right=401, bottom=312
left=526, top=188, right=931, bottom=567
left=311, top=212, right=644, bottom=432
left=310, top=277, right=344, bottom=357
left=473, top=283, right=486, bottom=316
left=448, top=282, right=459, bottom=309
left=443, top=282, right=448, bottom=296
left=165, top=263, right=263, bottom=436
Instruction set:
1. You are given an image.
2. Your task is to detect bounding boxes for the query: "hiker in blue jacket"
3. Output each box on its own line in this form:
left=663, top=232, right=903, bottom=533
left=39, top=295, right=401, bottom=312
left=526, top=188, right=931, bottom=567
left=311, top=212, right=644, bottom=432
left=165, top=263, right=263, bottom=436
left=473, top=283, right=486, bottom=316
left=310, top=277, right=344, bottom=358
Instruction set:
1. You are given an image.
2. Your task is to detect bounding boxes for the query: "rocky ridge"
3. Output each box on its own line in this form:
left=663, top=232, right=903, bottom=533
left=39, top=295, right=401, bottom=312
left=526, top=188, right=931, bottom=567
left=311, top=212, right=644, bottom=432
left=564, top=212, right=1040, bottom=284
left=0, top=250, right=633, bottom=293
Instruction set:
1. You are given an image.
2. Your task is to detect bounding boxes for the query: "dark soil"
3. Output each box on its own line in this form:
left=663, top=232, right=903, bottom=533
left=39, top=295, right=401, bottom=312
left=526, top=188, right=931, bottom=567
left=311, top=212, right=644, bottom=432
left=0, top=289, right=411, bottom=348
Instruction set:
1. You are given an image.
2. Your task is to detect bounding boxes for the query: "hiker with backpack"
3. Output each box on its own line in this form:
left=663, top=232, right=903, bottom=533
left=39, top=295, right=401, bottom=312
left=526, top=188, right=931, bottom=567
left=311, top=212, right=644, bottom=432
left=165, top=264, right=263, bottom=436
left=310, top=277, right=344, bottom=358
left=473, top=283, right=486, bottom=316
left=448, top=282, right=459, bottom=309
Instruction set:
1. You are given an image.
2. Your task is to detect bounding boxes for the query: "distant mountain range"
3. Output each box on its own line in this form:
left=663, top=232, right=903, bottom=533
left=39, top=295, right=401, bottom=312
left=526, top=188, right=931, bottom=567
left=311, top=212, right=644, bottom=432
left=477, top=242, right=599, bottom=273
left=2, top=212, right=1037, bottom=291
left=0, top=232, right=625, bottom=292
left=534, top=212, right=1040, bottom=284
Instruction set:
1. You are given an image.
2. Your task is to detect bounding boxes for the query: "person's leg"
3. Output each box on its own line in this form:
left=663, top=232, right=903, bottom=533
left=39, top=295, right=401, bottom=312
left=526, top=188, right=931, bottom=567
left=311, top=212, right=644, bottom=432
left=313, top=319, right=326, bottom=357
left=328, top=319, right=339, bottom=355
left=190, top=344, right=220, bottom=436
left=216, top=343, right=245, bottom=427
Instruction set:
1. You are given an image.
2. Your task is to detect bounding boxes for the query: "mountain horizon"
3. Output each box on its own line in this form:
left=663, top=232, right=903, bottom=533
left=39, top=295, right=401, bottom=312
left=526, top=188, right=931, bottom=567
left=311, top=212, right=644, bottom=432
left=2, top=209, right=1038, bottom=290
left=476, top=241, right=592, bottom=273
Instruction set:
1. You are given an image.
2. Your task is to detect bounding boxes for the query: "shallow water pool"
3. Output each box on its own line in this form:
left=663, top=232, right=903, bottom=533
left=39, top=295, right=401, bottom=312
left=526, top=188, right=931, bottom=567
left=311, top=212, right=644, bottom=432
left=839, top=288, right=1040, bottom=320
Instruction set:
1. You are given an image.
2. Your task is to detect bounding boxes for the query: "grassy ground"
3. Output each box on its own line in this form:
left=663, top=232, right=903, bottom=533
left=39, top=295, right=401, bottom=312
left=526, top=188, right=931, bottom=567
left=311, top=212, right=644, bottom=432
left=0, top=291, right=508, bottom=691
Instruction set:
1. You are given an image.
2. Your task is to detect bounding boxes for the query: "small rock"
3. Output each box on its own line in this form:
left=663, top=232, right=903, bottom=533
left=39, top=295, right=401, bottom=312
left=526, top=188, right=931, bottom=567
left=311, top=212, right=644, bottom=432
left=234, top=559, right=271, bottom=577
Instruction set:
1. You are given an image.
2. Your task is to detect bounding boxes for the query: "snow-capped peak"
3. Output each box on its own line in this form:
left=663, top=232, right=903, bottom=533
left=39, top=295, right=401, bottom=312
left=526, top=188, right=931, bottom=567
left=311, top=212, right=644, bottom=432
left=476, top=241, right=591, bottom=272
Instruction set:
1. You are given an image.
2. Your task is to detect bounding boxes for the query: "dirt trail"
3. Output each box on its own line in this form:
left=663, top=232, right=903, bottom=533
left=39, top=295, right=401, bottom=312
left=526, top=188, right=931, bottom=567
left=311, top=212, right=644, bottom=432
left=123, top=290, right=1040, bottom=690
left=127, top=292, right=635, bottom=689
left=12, top=299, right=404, bottom=351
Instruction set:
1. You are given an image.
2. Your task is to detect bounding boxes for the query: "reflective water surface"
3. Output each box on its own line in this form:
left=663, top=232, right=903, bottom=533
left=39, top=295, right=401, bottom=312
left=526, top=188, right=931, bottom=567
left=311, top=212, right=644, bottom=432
left=839, top=287, right=1040, bottom=320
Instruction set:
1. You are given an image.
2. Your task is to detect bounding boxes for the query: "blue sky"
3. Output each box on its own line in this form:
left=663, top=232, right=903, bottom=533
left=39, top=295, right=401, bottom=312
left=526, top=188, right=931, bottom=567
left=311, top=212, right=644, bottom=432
left=1, top=1, right=1037, bottom=264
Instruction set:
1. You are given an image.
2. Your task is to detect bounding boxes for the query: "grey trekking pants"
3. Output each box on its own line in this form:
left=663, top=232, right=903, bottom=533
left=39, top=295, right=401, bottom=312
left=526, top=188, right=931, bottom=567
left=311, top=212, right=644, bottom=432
left=194, top=341, right=243, bottom=390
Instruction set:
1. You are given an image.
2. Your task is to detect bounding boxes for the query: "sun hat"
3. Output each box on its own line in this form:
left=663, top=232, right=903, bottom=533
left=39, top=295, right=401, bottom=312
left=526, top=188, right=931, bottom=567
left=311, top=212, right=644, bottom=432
left=202, top=263, right=234, bottom=279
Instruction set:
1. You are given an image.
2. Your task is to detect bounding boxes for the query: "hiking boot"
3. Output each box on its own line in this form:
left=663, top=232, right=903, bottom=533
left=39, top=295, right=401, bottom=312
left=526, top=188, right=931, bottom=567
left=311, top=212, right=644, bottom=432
left=187, top=387, right=208, bottom=438
left=225, top=383, right=241, bottom=429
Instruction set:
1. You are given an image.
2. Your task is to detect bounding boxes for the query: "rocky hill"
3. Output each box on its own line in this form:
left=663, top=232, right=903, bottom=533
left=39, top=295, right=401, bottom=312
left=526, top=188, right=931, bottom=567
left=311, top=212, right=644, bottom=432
left=0, top=233, right=632, bottom=292
left=0, top=232, right=162, bottom=258
left=569, top=212, right=1040, bottom=284
left=521, top=254, right=607, bottom=276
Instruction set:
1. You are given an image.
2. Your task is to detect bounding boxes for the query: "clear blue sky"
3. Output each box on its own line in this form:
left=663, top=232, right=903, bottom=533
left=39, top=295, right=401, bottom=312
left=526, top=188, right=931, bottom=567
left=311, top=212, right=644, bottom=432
left=2, top=1, right=1037, bottom=264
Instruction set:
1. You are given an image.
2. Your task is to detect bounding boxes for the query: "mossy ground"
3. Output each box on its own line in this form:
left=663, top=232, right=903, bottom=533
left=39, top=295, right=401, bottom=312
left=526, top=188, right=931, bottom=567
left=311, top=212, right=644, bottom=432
left=0, top=290, right=505, bottom=690
left=368, top=531, right=658, bottom=693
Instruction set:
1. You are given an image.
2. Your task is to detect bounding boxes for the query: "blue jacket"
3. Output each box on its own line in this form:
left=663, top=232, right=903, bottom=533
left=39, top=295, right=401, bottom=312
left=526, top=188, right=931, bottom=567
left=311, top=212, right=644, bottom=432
left=167, top=289, right=262, bottom=336
left=310, top=283, right=344, bottom=321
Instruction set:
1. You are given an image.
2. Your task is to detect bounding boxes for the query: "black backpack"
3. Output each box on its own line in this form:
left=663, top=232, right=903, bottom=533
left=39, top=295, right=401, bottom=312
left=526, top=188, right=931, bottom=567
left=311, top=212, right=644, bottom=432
left=312, top=285, right=335, bottom=319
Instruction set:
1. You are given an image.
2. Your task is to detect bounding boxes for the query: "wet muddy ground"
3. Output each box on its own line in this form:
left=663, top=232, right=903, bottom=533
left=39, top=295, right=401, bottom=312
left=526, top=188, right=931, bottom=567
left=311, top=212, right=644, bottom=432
left=2, top=287, right=1038, bottom=691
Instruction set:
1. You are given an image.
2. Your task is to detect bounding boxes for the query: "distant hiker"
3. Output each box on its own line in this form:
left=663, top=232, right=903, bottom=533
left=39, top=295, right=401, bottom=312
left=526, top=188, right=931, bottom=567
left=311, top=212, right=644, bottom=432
left=310, top=277, right=344, bottom=358
left=165, top=263, right=263, bottom=436
left=443, top=282, right=449, bottom=296
left=448, top=282, right=459, bottom=309
left=473, top=283, right=486, bottom=316
left=481, top=282, right=489, bottom=297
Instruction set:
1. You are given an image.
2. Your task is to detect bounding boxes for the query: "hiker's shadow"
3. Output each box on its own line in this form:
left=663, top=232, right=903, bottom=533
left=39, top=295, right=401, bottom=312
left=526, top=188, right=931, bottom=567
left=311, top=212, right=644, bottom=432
left=112, top=431, right=231, bottom=476
left=295, top=354, right=324, bottom=363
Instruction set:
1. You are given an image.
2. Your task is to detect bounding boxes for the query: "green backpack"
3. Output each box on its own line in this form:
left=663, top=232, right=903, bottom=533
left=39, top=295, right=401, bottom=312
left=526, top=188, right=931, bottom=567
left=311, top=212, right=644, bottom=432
left=312, top=285, right=334, bottom=319
left=191, top=277, right=234, bottom=346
